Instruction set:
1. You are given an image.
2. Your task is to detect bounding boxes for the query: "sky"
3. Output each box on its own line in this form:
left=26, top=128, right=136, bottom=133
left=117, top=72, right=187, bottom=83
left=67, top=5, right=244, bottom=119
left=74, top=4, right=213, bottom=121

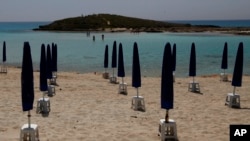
left=1, top=0, right=250, bottom=22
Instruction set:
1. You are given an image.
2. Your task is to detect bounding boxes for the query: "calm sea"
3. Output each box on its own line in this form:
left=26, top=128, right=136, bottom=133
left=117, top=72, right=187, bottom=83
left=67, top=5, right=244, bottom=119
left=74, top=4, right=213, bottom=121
left=0, top=20, right=250, bottom=77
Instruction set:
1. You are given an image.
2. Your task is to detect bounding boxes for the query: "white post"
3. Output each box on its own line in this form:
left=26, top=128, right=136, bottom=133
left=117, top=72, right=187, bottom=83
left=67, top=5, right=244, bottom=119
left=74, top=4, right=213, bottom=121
left=233, top=87, right=236, bottom=96
left=28, top=110, right=31, bottom=128
left=136, top=88, right=139, bottom=97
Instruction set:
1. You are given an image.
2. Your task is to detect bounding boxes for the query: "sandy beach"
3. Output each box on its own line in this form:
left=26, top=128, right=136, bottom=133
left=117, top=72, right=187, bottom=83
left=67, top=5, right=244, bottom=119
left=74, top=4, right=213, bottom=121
left=1, top=67, right=250, bottom=141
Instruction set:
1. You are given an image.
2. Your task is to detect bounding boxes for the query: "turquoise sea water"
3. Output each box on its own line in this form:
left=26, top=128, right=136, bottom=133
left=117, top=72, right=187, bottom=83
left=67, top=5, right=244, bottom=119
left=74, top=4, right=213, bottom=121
left=0, top=21, right=250, bottom=77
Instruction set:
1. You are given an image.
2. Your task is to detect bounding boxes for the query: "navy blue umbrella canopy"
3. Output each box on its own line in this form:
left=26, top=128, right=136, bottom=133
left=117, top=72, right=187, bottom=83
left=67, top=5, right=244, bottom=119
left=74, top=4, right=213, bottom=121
left=3, top=41, right=6, bottom=62
left=104, top=45, right=109, bottom=69
left=161, top=43, right=174, bottom=110
left=189, top=43, right=196, bottom=77
left=221, top=42, right=228, bottom=70
left=52, top=43, right=58, bottom=72
left=111, top=41, right=117, bottom=68
left=132, top=42, right=141, bottom=88
left=172, top=43, right=176, bottom=72
left=21, top=42, right=34, bottom=111
left=40, top=44, right=48, bottom=92
left=46, top=44, right=52, bottom=79
left=232, top=42, right=244, bottom=87
left=118, top=43, right=125, bottom=78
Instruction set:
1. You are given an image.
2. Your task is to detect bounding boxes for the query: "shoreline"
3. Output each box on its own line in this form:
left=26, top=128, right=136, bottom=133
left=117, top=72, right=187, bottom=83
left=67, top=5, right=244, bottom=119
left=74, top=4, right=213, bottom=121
left=5, top=66, right=238, bottom=78
left=34, top=27, right=250, bottom=36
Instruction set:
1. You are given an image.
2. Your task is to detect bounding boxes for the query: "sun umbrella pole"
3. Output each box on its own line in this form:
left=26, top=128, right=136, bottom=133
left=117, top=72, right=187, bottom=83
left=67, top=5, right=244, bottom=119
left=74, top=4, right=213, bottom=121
left=28, top=110, right=31, bottom=128
left=165, top=110, right=169, bottom=123
left=1, top=62, right=5, bottom=71
left=112, top=68, right=114, bottom=77
left=43, top=92, right=46, bottom=100
left=233, top=87, right=236, bottom=96
left=122, top=77, right=124, bottom=84
left=193, top=76, right=195, bottom=83
left=136, top=88, right=139, bottom=97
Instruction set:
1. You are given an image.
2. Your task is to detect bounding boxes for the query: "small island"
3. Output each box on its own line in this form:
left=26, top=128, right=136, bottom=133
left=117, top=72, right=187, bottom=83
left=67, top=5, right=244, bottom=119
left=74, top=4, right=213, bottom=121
left=34, top=13, right=250, bottom=35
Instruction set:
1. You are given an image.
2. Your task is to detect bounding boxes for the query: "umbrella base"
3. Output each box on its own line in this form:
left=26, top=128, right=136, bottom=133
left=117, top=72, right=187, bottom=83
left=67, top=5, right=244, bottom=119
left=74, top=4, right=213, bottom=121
left=0, top=66, right=7, bottom=73
left=225, top=93, right=240, bottom=108
left=119, top=83, right=127, bottom=95
left=109, top=76, right=118, bottom=84
left=131, top=96, right=146, bottom=112
left=50, top=77, right=57, bottom=85
left=36, top=98, right=51, bottom=115
left=188, top=81, right=200, bottom=93
left=20, top=124, right=39, bottom=141
left=52, top=71, right=57, bottom=78
left=47, top=85, right=56, bottom=97
left=102, top=72, right=109, bottom=79
left=158, top=119, right=178, bottom=141
left=220, top=73, right=228, bottom=82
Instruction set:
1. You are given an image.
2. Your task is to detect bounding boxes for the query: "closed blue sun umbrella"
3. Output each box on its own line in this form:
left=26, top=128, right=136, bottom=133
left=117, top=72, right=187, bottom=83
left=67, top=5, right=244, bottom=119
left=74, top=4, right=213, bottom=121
left=232, top=42, right=244, bottom=94
left=104, top=45, right=109, bottom=72
left=55, top=44, right=58, bottom=72
left=46, top=44, right=52, bottom=79
left=52, top=43, right=58, bottom=72
left=132, top=42, right=141, bottom=97
left=161, top=43, right=174, bottom=122
left=118, top=43, right=125, bottom=82
left=40, top=44, right=48, bottom=92
left=221, top=42, right=228, bottom=73
left=21, top=42, right=34, bottom=127
left=3, top=41, right=6, bottom=63
left=111, top=41, right=117, bottom=77
left=189, top=43, right=196, bottom=82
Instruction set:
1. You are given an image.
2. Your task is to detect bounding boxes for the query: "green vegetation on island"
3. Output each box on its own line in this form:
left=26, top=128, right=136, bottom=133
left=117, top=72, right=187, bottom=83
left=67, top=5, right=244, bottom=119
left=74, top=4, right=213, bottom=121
left=34, top=14, right=211, bottom=32
left=34, top=13, right=250, bottom=34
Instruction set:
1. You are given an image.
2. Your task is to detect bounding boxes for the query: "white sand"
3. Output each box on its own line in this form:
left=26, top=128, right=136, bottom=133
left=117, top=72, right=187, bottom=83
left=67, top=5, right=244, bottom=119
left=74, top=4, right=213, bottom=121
left=1, top=67, right=250, bottom=141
